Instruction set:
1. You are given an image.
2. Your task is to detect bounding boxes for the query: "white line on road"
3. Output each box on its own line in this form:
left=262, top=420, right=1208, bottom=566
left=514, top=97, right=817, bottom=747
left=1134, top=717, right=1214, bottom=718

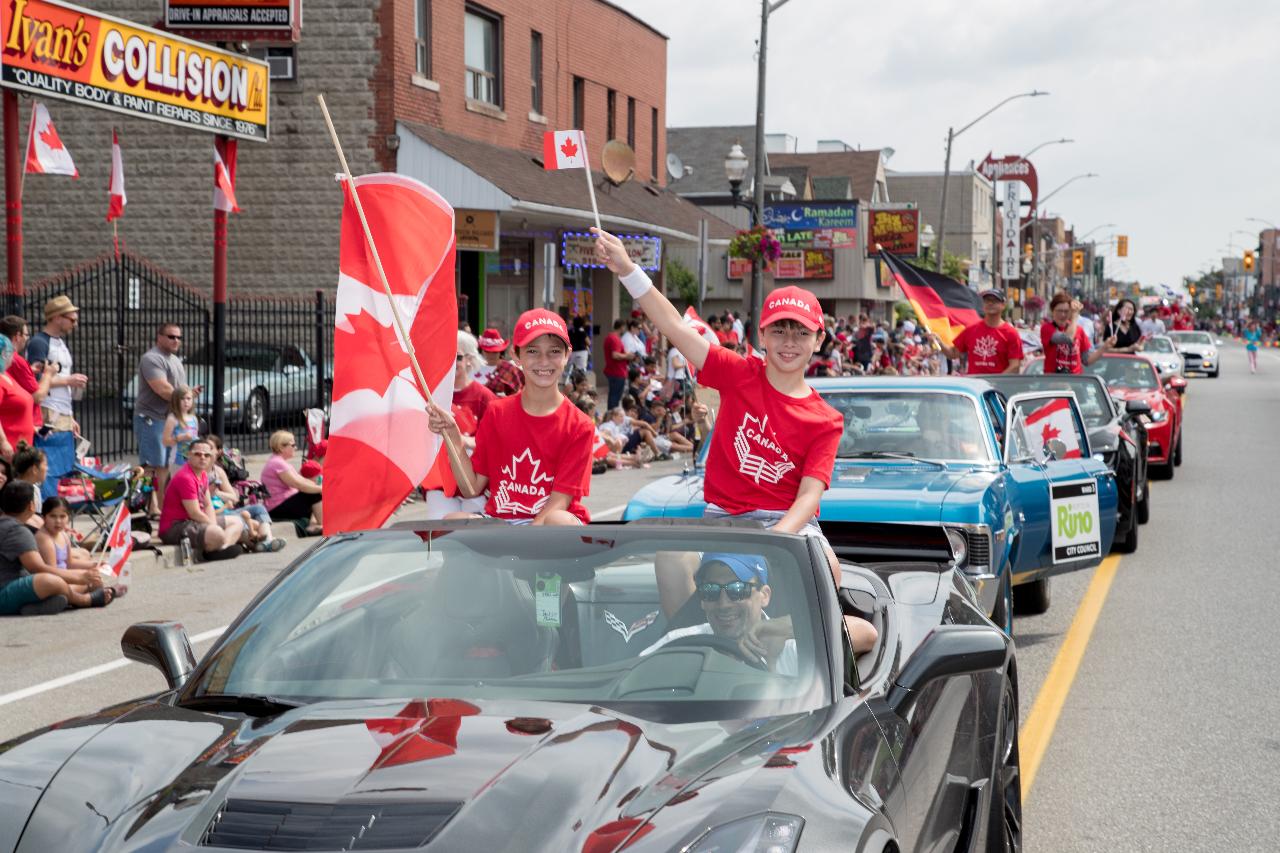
left=0, top=625, right=228, bottom=708
left=0, top=508, right=637, bottom=709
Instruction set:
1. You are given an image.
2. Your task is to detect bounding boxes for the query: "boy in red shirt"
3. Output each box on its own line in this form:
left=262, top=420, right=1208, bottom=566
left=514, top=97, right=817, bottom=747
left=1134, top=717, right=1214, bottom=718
left=933, top=288, right=1025, bottom=375
left=593, top=228, right=876, bottom=653
left=429, top=309, right=594, bottom=525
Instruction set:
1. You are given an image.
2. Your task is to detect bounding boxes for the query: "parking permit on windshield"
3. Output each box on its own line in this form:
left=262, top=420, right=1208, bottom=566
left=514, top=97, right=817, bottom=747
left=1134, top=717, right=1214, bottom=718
left=535, top=573, right=562, bottom=627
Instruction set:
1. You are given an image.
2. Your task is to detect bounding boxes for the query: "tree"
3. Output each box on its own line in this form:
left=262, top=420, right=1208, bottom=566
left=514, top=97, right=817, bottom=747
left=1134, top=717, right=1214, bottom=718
left=665, top=257, right=699, bottom=309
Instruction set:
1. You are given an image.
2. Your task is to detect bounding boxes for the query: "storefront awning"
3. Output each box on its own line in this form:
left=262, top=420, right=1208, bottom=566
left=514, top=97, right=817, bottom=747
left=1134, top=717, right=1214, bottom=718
left=396, top=121, right=735, bottom=244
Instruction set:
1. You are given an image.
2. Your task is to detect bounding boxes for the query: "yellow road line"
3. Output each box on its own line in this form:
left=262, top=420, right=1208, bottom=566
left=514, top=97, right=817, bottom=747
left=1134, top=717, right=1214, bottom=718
left=1018, top=554, right=1121, bottom=799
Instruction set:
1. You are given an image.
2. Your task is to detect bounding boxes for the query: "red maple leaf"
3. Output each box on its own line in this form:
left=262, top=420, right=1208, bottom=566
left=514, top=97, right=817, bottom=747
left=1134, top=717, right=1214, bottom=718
left=38, top=122, right=64, bottom=151
left=559, top=135, right=579, bottom=160
left=332, top=307, right=413, bottom=401
left=1040, top=422, right=1061, bottom=444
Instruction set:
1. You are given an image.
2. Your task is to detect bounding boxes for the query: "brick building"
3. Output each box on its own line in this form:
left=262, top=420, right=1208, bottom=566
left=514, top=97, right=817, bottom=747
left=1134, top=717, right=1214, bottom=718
left=2, top=0, right=730, bottom=367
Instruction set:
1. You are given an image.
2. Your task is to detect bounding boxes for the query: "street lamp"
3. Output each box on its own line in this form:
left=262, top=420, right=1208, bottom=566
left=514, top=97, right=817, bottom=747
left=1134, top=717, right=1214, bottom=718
left=937, top=90, right=1048, bottom=272
left=1078, top=223, right=1115, bottom=240
left=724, top=143, right=750, bottom=213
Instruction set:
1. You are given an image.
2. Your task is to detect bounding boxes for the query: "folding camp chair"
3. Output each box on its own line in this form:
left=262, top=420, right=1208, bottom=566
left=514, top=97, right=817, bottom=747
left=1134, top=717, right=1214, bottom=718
left=61, top=460, right=142, bottom=543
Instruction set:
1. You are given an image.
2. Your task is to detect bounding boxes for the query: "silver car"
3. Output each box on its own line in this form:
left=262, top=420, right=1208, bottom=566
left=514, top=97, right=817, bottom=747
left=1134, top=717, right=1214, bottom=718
left=1139, top=335, right=1185, bottom=378
left=122, top=342, right=333, bottom=432
left=1166, top=330, right=1221, bottom=378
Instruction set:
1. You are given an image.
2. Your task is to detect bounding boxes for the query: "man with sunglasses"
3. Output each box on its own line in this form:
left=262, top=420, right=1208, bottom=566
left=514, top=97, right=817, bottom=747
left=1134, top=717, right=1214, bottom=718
left=158, top=438, right=243, bottom=561
left=640, top=553, right=796, bottom=675
left=134, top=323, right=203, bottom=516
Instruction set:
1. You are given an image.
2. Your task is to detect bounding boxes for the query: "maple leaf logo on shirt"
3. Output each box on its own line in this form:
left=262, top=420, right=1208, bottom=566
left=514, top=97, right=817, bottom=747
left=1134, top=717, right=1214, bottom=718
left=972, top=334, right=999, bottom=360
left=732, top=413, right=795, bottom=484
left=560, top=136, right=579, bottom=160
left=494, top=448, right=555, bottom=516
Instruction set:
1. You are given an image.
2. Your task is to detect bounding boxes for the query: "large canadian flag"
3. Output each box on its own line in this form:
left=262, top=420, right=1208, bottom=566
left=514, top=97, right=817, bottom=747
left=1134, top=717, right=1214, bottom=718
left=1024, top=398, right=1082, bottom=460
left=106, top=130, right=126, bottom=222
left=543, top=130, right=588, bottom=170
left=324, top=173, right=457, bottom=534
left=213, top=136, right=240, bottom=213
left=24, top=102, right=77, bottom=177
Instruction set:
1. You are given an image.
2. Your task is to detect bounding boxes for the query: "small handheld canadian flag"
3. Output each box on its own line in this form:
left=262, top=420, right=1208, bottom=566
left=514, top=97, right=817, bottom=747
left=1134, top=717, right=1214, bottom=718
left=106, top=129, right=126, bottom=223
left=543, top=130, right=600, bottom=229
left=25, top=102, right=77, bottom=178
left=213, top=136, right=240, bottom=213
left=98, top=501, right=133, bottom=596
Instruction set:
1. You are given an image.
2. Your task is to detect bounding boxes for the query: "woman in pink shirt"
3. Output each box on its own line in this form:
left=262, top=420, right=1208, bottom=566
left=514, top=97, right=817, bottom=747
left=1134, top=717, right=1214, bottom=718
left=261, top=430, right=322, bottom=534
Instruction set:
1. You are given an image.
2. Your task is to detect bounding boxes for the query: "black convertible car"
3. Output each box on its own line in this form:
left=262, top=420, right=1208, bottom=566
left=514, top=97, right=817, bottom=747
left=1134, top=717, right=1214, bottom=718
left=987, top=374, right=1150, bottom=555
left=0, top=522, right=1019, bottom=853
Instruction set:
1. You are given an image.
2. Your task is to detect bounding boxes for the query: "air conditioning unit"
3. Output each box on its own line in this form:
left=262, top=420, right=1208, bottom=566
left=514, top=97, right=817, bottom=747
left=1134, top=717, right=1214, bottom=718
left=254, top=46, right=295, bottom=81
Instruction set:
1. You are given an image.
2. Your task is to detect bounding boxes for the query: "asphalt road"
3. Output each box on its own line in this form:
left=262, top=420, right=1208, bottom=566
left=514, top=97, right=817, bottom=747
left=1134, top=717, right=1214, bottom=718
left=2, top=347, right=1274, bottom=850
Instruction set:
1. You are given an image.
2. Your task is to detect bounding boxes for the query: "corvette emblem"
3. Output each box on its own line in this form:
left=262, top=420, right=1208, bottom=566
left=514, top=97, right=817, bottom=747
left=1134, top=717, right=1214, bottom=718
left=604, top=609, right=659, bottom=643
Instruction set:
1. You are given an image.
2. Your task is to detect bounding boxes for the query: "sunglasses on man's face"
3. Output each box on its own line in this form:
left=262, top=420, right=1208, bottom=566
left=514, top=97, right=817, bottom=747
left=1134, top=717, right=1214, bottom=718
left=165, top=334, right=182, bottom=341
left=697, top=580, right=759, bottom=602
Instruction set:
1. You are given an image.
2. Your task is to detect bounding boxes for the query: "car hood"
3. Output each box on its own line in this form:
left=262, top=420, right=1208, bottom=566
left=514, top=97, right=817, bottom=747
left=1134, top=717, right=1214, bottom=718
left=1173, top=343, right=1214, bottom=354
left=1108, top=386, right=1164, bottom=407
left=821, top=462, right=993, bottom=524
left=6, top=697, right=820, bottom=853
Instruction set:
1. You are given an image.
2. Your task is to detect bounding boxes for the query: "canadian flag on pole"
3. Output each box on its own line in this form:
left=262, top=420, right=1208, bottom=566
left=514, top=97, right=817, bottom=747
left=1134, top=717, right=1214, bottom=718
left=106, top=129, right=126, bottom=222
left=1024, top=398, right=1082, bottom=460
left=98, top=501, right=133, bottom=596
left=213, top=136, right=240, bottom=213
left=543, top=130, right=588, bottom=170
left=24, top=102, right=77, bottom=177
left=324, top=173, right=458, bottom=534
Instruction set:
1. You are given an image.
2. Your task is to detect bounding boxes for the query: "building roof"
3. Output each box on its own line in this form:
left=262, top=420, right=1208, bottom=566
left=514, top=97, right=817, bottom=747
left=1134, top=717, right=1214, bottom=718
left=595, top=0, right=668, bottom=39
left=400, top=122, right=735, bottom=242
left=769, top=149, right=883, bottom=202
left=811, top=176, right=852, bottom=199
left=771, top=165, right=810, bottom=197
left=665, top=125, right=760, bottom=196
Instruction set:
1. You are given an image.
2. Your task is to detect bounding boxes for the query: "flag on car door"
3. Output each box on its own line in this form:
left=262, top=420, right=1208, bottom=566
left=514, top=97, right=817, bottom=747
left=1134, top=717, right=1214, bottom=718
left=325, top=173, right=458, bottom=534
left=543, top=130, right=588, bottom=170
left=24, top=102, right=77, bottom=177
left=1024, top=397, right=1082, bottom=459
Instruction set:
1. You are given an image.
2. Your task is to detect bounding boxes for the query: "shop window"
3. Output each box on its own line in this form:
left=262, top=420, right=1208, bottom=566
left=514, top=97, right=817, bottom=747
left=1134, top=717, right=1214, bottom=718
left=464, top=5, right=502, bottom=106
left=627, top=96, right=636, bottom=148
left=530, top=31, right=543, bottom=115
left=607, top=89, right=616, bottom=140
left=573, top=76, right=585, bottom=130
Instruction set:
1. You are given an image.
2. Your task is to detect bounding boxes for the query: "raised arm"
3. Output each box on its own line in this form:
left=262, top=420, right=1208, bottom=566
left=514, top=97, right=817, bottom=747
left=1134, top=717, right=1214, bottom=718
left=592, top=228, right=712, bottom=371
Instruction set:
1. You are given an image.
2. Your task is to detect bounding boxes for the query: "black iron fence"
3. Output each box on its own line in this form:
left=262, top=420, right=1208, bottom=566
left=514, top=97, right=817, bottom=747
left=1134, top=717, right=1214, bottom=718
left=14, top=251, right=333, bottom=460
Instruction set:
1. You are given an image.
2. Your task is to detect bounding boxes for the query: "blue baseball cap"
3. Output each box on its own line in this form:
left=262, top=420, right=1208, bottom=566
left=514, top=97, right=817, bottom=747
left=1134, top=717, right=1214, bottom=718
left=697, top=553, right=768, bottom=586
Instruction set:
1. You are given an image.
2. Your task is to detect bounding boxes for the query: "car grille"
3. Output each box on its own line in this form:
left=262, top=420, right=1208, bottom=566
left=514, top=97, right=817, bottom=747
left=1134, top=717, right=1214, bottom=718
left=964, top=529, right=991, bottom=568
left=1183, top=354, right=1202, bottom=365
left=200, top=799, right=461, bottom=850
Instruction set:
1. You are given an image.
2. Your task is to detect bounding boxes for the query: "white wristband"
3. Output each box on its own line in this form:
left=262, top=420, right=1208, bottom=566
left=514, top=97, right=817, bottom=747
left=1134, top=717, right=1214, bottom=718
left=619, top=266, right=654, bottom=299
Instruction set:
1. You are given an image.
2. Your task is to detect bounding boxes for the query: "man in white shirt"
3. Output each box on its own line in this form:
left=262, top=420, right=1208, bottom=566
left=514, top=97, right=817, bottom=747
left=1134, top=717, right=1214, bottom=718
left=1138, top=306, right=1166, bottom=337
left=641, top=553, right=796, bottom=674
left=620, top=320, right=646, bottom=359
left=731, top=313, right=745, bottom=342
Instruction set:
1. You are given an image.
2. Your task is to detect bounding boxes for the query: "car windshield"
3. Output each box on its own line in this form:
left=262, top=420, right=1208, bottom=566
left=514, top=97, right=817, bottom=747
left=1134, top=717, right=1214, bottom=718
left=988, top=377, right=1110, bottom=429
left=183, top=528, right=829, bottom=723
left=1085, top=358, right=1159, bottom=390
left=1144, top=337, right=1175, bottom=353
left=1168, top=332, right=1212, bottom=345
left=821, top=390, right=991, bottom=462
left=186, top=343, right=282, bottom=371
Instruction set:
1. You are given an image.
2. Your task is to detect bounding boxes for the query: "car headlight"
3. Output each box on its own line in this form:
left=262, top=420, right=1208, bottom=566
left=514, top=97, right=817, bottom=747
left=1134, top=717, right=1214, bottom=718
left=945, top=528, right=968, bottom=567
left=1150, top=409, right=1168, bottom=422
left=683, top=813, right=804, bottom=853
left=1205, top=350, right=1216, bottom=358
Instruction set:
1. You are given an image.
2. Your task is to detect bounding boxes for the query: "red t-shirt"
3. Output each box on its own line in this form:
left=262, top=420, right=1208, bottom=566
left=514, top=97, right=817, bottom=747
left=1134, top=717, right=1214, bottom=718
left=454, top=379, right=495, bottom=422
left=159, top=464, right=208, bottom=536
left=1040, top=322, right=1091, bottom=374
left=602, top=333, right=629, bottom=379
left=6, top=355, right=41, bottom=429
left=0, top=373, right=34, bottom=448
left=954, top=321, right=1024, bottom=374
left=471, top=395, right=595, bottom=523
left=698, top=346, right=842, bottom=515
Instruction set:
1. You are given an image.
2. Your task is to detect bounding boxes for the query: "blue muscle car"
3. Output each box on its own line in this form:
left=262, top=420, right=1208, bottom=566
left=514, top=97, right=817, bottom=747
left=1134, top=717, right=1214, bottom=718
left=623, top=376, right=1119, bottom=631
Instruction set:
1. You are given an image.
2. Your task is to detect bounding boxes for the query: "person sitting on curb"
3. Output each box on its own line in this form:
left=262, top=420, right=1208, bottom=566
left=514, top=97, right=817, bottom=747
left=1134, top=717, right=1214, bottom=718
left=261, top=430, right=323, bottom=535
left=0, top=480, right=111, bottom=616
left=158, top=438, right=245, bottom=562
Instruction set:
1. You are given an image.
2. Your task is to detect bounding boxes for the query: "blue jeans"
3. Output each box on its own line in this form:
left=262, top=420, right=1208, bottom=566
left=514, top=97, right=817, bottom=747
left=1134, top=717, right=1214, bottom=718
left=607, top=375, right=626, bottom=410
left=134, top=413, right=168, bottom=468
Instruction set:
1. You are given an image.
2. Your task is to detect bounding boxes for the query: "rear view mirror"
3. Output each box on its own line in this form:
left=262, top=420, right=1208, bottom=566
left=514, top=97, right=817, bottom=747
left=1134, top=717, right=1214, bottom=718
left=1125, top=399, right=1152, bottom=416
left=887, top=625, right=1009, bottom=717
left=122, top=621, right=197, bottom=691
left=1165, top=375, right=1187, bottom=395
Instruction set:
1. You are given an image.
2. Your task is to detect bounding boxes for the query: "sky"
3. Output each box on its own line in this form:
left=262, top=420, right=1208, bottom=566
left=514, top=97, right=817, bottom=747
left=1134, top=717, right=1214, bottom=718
left=611, top=0, right=1280, bottom=290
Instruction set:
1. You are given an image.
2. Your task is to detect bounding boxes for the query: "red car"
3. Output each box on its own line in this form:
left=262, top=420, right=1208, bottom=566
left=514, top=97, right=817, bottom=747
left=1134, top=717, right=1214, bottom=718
left=1025, top=354, right=1184, bottom=478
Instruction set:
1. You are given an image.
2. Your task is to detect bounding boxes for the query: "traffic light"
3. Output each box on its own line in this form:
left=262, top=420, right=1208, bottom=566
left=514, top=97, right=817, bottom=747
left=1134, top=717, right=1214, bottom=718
left=1189, top=284, right=1197, bottom=297
left=1244, top=250, right=1255, bottom=272
left=1215, top=284, right=1224, bottom=300
left=1071, top=250, right=1085, bottom=274
left=1023, top=242, right=1033, bottom=259
left=1117, top=235, right=1128, bottom=257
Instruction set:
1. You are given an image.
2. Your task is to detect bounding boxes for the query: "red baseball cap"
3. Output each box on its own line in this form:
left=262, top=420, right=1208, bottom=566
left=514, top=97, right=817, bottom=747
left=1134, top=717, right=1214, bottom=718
left=512, top=309, right=571, bottom=348
left=760, top=286, right=823, bottom=331
left=477, top=328, right=507, bottom=352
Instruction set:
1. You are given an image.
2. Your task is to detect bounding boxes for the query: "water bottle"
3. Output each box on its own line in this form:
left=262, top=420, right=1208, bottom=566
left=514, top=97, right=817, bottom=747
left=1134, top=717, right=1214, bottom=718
left=180, top=538, right=194, bottom=567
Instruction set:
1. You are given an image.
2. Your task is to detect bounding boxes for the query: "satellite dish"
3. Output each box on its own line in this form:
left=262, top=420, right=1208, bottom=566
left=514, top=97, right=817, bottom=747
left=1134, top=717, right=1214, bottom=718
left=602, top=140, right=635, bottom=185
left=667, top=152, right=685, bottom=181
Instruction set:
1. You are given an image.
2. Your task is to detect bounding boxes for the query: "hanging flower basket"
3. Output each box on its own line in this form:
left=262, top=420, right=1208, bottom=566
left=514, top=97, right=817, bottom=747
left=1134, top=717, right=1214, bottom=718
left=728, top=226, right=782, bottom=270
left=1024, top=294, right=1045, bottom=316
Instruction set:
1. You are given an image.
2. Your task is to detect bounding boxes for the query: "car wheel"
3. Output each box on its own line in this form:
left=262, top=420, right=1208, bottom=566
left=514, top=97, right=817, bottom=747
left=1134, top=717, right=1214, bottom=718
left=991, top=571, right=1014, bottom=635
left=243, top=389, right=269, bottom=433
left=1014, top=577, right=1050, bottom=616
left=1113, top=511, right=1139, bottom=553
left=985, top=672, right=1022, bottom=853
left=1136, top=479, right=1151, bottom=525
left=1210, top=369, right=1219, bottom=378
left=1173, top=432, right=1182, bottom=467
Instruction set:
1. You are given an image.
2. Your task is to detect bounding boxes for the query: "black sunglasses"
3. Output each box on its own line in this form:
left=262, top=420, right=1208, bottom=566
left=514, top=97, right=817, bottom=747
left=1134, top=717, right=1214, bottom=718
left=165, top=334, right=182, bottom=341
left=697, top=580, right=759, bottom=602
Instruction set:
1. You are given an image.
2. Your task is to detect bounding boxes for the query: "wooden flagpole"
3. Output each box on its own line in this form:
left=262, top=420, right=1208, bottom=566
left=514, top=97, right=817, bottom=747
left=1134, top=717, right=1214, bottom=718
left=578, top=131, right=602, bottom=230
left=315, top=95, right=476, bottom=497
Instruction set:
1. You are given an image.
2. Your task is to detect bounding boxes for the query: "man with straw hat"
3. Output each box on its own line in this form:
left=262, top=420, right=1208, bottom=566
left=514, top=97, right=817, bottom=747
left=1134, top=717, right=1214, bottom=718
left=25, top=296, right=87, bottom=434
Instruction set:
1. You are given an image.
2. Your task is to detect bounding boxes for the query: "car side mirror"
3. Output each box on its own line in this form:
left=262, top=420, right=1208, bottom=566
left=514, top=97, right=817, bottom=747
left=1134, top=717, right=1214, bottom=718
left=121, top=621, right=197, bottom=691
left=1165, top=376, right=1187, bottom=395
left=886, top=625, right=1009, bottom=718
left=1125, top=399, right=1152, bottom=416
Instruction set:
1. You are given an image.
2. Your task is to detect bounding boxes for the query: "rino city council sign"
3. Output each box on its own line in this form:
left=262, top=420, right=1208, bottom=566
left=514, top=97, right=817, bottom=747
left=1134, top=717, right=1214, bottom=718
left=1, top=0, right=270, bottom=142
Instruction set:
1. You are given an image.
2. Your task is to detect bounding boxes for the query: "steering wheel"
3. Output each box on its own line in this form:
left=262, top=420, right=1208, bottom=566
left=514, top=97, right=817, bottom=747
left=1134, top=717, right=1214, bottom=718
left=659, top=633, right=770, bottom=671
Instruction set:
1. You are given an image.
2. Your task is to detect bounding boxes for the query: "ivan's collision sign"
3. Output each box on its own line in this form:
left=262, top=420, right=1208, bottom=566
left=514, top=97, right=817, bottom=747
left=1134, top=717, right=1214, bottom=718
left=1, top=0, right=269, bottom=142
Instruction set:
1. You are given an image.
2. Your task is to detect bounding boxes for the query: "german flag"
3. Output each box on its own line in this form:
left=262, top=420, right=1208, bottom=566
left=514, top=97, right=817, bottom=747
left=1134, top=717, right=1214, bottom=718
left=880, top=251, right=981, bottom=346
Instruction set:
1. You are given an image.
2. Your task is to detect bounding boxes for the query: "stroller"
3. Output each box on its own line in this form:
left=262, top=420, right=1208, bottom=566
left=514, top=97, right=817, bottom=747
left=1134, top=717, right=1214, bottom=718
left=220, top=445, right=270, bottom=507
